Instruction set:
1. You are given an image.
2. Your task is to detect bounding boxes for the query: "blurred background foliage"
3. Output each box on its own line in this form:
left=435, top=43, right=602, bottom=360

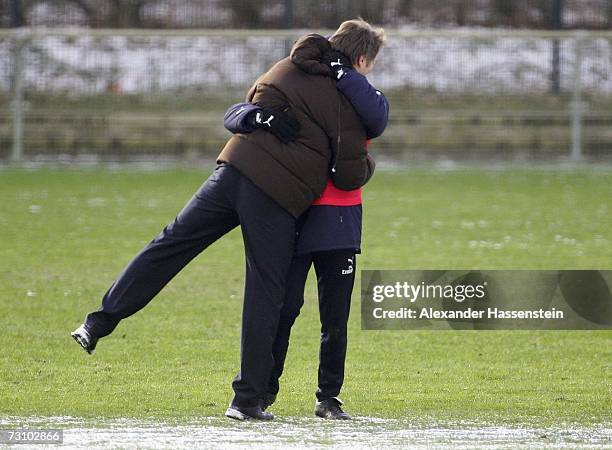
left=2, top=0, right=612, bottom=30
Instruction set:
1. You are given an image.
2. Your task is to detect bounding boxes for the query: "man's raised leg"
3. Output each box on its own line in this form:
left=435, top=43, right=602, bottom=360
left=76, top=165, right=240, bottom=345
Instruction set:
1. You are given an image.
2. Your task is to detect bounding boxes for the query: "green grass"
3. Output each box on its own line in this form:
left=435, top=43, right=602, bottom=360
left=0, top=168, right=610, bottom=426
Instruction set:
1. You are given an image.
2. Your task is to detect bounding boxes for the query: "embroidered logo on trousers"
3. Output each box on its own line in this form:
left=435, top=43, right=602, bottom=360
left=342, top=258, right=354, bottom=275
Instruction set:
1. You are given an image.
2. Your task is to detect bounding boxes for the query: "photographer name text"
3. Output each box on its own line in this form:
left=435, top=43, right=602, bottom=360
left=372, top=307, right=564, bottom=320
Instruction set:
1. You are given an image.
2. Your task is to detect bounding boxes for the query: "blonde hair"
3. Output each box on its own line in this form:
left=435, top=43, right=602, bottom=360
left=329, top=18, right=386, bottom=65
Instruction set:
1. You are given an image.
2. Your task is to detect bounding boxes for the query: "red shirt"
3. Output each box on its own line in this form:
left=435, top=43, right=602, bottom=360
left=311, top=139, right=370, bottom=206
left=312, top=181, right=362, bottom=206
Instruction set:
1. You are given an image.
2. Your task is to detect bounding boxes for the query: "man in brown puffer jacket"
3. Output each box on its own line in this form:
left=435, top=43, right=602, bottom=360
left=71, top=28, right=376, bottom=422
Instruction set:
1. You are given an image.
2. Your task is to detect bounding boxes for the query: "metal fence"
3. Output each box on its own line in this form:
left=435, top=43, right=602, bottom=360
left=1, top=28, right=612, bottom=162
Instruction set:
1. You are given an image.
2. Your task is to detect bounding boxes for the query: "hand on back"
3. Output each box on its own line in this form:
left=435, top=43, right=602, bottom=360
left=321, top=50, right=352, bottom=80
left=249, top=107, right=301, bottom=144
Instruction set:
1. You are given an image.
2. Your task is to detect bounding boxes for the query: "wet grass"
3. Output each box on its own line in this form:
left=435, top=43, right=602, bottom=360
left=0, top=168, right=610, bottom=426
left=1, top=416, right=610, bottom=448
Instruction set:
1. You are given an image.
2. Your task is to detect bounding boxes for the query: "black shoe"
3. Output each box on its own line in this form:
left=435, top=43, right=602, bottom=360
left=260, top=393, right=277, bottom=411
left=225, top=404, right=274, bottom=421
left=314, top=397, right=351, bottom=420
left=71, top=324, right=98, bottom=355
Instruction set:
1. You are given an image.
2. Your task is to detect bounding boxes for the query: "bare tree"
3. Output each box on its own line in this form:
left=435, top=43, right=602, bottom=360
left=493, top=0, right=519, bottom=26
left=226, top=0, right=265, bottom=28
left=534, top=0, right=552, bottom=27
left=109, top=0, right=154, bottom=28
left=397, top=0, right=413, bottom=20
left=454, top=0, right=467, bottom=27
left=62, top=0, right=156, bottom=27
left=63, top=0, right=98, bottom=25
left=354, top=0, right=385, bottom=25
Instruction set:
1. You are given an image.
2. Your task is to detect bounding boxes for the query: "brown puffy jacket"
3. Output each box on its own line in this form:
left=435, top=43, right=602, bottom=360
left=217, top=33, right=375, bottom=218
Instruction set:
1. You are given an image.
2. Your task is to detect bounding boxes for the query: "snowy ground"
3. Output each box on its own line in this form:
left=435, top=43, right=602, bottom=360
left=1, top=416, right=610, bottom=449
left=0, top=30, right=611, bottom=95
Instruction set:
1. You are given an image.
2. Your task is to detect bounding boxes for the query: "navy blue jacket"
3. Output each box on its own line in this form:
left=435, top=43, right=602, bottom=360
left=336, top=70, right=389, bottom=139
left=224, top=69, right=388, bottom=140
left=223, top=103, right=261, bottom=134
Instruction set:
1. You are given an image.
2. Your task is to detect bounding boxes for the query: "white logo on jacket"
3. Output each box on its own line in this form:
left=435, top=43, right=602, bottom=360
left=262, top=115, right=274, bottom=127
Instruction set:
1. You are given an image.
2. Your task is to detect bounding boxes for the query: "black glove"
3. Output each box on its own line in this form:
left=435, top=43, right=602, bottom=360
left=249, top=107, right=300, bottom=144
left=321, top=50, right=352, bottom=80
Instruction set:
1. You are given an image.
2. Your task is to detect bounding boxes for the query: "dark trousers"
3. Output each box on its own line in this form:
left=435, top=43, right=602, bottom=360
left=83, top=164, right=296, bottom=407
left=268, top=249, right=356, bottom=401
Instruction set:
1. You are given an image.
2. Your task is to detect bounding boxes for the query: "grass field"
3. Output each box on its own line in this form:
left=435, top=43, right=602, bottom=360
left=0, top=167, right=610, bottom=446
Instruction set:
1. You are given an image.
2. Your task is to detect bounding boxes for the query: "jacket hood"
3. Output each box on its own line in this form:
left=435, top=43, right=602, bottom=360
left=290, top=33, right=333, bottom=76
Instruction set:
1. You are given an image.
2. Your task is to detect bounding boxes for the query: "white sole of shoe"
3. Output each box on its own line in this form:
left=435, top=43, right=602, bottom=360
left=71, top=330, right=95, bottom=355
left=224, top=407, right=248, bottom=421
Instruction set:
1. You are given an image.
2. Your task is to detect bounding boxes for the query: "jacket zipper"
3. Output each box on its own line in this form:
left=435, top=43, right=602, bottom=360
left=331, top=99, right=341, bottom=173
